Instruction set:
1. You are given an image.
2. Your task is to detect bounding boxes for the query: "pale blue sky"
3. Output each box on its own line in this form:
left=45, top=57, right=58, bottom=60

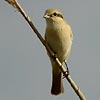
left=0, top=0, right=100, bottom=100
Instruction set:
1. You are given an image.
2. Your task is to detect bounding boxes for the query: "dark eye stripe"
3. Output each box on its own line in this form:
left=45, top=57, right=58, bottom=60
left=49, top=12, right=63, bottom=19
left=57, top=14, right=63, bottom=19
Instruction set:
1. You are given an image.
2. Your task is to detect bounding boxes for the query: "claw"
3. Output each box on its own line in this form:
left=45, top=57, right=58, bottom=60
left=62, top=61, right=70, bottom=79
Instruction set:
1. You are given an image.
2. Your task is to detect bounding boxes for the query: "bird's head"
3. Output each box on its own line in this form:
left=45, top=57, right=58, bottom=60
left=43, top=8, right=64, bottom=25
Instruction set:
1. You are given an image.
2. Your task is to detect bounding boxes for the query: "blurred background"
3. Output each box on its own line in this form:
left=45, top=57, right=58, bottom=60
left=0, top=0, right=100, bottom=100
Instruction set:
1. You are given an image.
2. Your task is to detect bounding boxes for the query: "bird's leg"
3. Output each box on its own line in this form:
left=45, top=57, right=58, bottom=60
left=64, top=61, right=69, bottom=74
left=62, top=60, right=69, bottom=79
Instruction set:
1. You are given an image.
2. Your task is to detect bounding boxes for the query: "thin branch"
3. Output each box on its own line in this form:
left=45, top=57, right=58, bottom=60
left=5, top=0, right=87, bottom=100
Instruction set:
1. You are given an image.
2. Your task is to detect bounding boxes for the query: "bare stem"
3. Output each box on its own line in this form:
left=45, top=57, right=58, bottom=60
left=5, top=0, right=87, bottom=100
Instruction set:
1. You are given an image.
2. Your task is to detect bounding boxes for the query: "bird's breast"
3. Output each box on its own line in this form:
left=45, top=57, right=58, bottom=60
left=45, top=23, right=72, bottom=62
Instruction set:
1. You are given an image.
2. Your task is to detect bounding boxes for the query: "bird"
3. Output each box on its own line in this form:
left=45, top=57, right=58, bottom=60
left=43, top=8, right=73, bottom=95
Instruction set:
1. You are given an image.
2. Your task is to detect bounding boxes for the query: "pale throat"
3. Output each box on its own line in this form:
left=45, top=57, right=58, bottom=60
left=46, top=20, right=65, bottom=30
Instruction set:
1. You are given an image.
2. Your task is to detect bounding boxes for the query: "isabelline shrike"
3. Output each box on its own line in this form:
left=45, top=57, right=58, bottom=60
left=44, top=8, right=73, bottom=95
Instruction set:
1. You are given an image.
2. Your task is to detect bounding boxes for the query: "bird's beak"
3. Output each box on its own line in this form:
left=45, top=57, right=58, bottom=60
left=43, top=15, right=50, bottom=19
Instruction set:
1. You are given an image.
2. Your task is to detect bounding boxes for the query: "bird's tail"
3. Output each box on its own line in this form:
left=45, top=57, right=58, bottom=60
left=51, top=62, right=64, bottom=95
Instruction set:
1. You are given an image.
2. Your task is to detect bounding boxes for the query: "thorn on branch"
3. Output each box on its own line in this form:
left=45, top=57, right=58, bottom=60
left=5, top=0, right=17, bottom=8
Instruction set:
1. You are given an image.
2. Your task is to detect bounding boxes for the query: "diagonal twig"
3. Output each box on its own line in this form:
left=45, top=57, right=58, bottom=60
left=5, top=0, right=87, bottom=100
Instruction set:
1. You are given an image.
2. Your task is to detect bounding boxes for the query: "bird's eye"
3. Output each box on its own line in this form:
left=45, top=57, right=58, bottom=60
left=53, top=12, right=57, bottom=16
